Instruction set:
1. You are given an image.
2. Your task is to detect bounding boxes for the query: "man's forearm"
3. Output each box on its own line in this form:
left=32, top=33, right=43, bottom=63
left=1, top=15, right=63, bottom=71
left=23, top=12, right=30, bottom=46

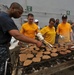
left=15, top=33, right=37, bottom=44
left=9, top=30, right=39, bottom=44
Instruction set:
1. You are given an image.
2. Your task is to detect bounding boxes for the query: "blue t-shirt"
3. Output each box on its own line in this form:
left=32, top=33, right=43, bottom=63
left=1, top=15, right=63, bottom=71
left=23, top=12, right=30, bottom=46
left=0, top=12, right=18, bottom=45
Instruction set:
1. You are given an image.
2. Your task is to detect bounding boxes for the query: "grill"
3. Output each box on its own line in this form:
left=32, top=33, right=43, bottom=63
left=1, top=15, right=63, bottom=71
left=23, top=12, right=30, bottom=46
left=15, top=43, right=74, bottom=75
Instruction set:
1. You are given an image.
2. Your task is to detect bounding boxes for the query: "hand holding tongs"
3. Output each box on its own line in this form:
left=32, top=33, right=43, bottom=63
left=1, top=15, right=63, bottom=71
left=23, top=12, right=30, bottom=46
left=36, top=33, right=53, bottom=50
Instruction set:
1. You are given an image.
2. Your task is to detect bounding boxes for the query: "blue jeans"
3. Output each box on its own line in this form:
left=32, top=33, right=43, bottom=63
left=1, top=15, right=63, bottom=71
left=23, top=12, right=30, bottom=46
left=0, top=46, right=11, bottom=75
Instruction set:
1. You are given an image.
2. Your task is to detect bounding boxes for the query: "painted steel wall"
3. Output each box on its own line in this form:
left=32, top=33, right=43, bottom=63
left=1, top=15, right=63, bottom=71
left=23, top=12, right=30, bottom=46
left=0, top=0, right=74, bottom=28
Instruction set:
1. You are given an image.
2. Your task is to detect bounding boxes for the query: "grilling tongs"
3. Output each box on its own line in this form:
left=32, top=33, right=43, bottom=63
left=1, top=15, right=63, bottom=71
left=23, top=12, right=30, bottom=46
left=36, top=33, right=53, bottom=50
left=43, top=40, right=53, bottom=50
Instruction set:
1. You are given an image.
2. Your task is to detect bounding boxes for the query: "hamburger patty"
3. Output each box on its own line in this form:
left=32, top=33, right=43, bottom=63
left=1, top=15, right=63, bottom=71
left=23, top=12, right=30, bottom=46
left=36, top=53, right=43, bottom=58
left=27, top=54, right=34, bottom=58
left=51, top=53, right=58, bottom=57
left=66, top=50, right=71, bottom=53
left=19, top=54, right=27, bottom=62
left=60, top=51, right=67, bottom=55
left=43, top=51, right=51, bottom=55
left=23, top=60, right=32, bottom=66
left=51, top=49, right=58, bottom=53
left=42, top=55, right=51, bottom=60
left=32, top=57, right=41, bottom=62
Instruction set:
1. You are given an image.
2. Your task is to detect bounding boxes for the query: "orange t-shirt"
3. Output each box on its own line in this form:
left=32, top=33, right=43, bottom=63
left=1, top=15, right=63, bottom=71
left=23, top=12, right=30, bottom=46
left=40, top=26, right=56, bottom=44
left=57, top=22, right=72, bottom=42
left=20, top=22, right=38, bottom=39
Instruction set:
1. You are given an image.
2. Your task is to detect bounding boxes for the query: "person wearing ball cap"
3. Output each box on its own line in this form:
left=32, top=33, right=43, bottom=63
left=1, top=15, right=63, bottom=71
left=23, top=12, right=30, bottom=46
left=57, top=14, right=73, bottom=42
left=23, top=19, right=28, bottom=23
left=34, top=19, right=39, bottom=25
left=34, top=19, right=40, bottom=29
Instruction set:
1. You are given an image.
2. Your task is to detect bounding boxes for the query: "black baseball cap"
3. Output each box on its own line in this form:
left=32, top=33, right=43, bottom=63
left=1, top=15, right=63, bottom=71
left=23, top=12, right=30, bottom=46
left=62, top=14, right=67, bottom=19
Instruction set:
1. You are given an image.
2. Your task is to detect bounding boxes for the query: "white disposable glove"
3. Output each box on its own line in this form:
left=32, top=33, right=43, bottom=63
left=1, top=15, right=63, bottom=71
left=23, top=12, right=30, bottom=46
left=59, top=35, right=64, bottom=39
left=36, top=33, right=44, bottom=41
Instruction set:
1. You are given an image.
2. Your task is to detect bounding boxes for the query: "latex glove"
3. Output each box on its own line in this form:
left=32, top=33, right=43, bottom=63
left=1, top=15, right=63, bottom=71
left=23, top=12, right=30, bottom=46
left=59, top=35, right=64, bottom=39
left=36, top=33, right=44, bottom=41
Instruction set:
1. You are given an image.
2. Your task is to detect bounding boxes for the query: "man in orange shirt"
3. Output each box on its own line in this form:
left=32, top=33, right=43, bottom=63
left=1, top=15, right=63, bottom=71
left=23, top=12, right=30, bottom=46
left=57, top=15, right=73, bottom=42
left=20, top=13, right=38, bottom=39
